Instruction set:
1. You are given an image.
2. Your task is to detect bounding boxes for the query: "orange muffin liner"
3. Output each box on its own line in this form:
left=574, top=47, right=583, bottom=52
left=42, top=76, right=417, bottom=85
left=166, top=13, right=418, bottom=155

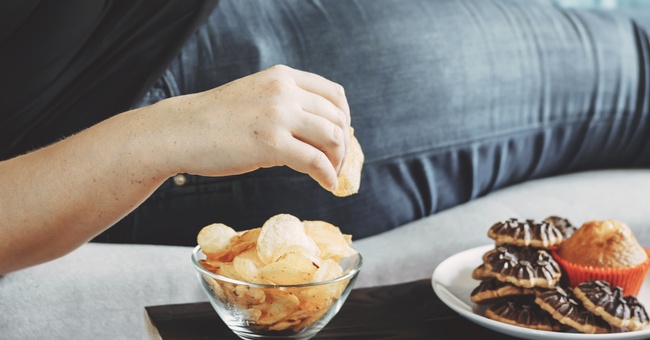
left=551, top=247, right=650, bottom=296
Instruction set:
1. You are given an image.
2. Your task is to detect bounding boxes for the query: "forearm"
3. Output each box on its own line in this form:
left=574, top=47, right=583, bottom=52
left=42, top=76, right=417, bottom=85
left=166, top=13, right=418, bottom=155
left=0, top=104, right=173, bottom=275
left=0, top=65, right=351, bottom=275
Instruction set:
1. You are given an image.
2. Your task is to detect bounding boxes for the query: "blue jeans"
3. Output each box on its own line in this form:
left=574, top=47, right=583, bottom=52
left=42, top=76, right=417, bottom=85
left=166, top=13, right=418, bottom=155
left=96, top=0, right=650, bottom=245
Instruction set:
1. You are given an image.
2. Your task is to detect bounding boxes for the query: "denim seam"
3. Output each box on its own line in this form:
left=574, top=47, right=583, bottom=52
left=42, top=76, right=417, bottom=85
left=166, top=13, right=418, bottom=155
left=364, top=113, right=641, bottom=165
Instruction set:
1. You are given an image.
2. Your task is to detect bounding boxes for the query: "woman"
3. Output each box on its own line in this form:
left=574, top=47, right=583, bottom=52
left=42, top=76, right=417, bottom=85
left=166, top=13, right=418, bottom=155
left=2, top=0, right=649, bottom=274
left=0, top=0, right=351, bottom=275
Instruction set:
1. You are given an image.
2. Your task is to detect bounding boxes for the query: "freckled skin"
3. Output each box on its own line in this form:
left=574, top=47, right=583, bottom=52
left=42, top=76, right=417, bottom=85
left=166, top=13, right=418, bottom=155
left=0, top=65, right=352, bottom=275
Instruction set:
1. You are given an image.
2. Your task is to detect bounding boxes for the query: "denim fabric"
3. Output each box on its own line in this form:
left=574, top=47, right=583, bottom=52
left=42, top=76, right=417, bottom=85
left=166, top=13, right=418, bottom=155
left=97, top=0, right=650, bottom=245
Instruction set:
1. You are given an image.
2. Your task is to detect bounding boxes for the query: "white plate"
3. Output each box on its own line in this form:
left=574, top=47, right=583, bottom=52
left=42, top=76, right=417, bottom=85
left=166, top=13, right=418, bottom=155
left=431, top=244, right=650, bottom=340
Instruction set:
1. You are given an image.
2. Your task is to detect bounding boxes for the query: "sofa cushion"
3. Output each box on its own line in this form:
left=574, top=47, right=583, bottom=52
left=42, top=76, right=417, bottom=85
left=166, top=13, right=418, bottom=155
left=0, top=243, right=204, bottom=339
left=354, top=169, right=650, bottom=288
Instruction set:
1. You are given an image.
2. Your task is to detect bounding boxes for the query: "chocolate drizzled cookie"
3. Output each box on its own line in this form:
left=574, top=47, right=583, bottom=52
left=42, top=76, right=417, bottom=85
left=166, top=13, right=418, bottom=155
left=485, top=298, right=565, bottom=331
left=479, top=245, right=562, bottom=288
left=534, top=286, right=611, bottom=334
left=544, top=216, right=577, bottom=239
left=574, top=280, right=649, bottom=331
left=627, top=296, right=650, bottom=330
left=472, top=216, right=649, bottom=334
left=488, top=218, right=567, bottom=249
left=470, top=278, right=535, bottom=304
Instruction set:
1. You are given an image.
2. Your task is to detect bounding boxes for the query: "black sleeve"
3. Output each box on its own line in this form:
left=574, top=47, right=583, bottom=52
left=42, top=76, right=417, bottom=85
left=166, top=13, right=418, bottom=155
left=0, top=0, right=218, bottom=160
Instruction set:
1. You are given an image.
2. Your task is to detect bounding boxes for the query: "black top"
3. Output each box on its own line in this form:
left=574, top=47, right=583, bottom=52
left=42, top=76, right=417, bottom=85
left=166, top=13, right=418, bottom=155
left=0, top=0, right=217, bottom=160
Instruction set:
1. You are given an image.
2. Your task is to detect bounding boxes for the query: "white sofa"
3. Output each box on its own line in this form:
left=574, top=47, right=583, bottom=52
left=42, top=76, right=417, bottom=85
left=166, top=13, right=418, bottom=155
left=3, top=169, right=649, bottom=339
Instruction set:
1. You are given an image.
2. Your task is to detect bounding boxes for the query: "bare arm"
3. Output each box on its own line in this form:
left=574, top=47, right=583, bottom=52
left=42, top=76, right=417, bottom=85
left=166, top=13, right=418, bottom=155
left=0, top=65, right=351, bottom=275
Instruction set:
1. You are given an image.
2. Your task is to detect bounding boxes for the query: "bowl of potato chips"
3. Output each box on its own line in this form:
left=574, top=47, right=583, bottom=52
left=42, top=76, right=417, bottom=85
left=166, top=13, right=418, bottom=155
left=191, top=213, right=363, bottom=340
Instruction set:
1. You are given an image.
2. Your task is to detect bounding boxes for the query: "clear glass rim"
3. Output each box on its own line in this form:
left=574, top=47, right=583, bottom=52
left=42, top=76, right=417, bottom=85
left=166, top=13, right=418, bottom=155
left=191, top=245, right=363, bottom=288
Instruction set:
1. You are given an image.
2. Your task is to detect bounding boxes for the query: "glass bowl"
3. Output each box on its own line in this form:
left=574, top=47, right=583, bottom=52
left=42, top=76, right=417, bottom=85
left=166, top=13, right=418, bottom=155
left=191, top=245, right=363, bottom=340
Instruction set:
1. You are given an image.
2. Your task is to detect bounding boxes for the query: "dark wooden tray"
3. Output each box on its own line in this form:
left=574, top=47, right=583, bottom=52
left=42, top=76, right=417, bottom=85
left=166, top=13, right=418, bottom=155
left=144, top=278, right=516, bottom=339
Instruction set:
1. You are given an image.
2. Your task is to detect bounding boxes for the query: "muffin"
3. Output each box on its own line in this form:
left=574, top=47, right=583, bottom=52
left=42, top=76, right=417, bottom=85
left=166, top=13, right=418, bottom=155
left=553, top=219, right=650, bottom=295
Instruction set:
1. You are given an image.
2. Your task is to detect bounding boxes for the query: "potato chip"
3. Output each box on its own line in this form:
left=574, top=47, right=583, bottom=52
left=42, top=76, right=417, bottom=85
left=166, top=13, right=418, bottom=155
left=291, top=309, right=329, bottom=333
left=313, top=259, right=344, bottom=282
left=331, top=127, right=364, bottom=197
left=244, top=308, right=262, bottom=322
left=219, top=282, right=238, bottom=301
left=283, top=309, right=311, bottom=324
left=216, top=262, right=241, bottom=281
left=278, top=245, right=323, bottom=267
left=256, top=214, right=320, bottom=264
left=232, top=248, right=264, bottom=283
left=343, top=234, right=353, bottom=246
left=304, top=220, right=357, bottom=262
left=234, top=284, right=266, bottom=306
left=260, top=262, right=311, bottom=285
left=230, top=228, right=261, bottom=256
left=203, top=275, right=226, bottom=301
left=198, top=259, right=219, bottom=273
left=267, top=318, right=302, bottom=331
left=196, top=213, right=358, bottom=333
left=197, top=223, right=237, bottom=255
left=236, top=227, right=261, bottom=242
left=256, top=290, right=300, bottom=325
left=260, top=251, right=318, bottom=285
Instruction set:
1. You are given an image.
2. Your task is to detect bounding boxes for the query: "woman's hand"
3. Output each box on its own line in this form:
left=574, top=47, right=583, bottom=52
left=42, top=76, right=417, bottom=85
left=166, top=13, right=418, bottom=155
left=0, top=64, right=351, bottom=274
left=152, top=64, right=351, bottom=191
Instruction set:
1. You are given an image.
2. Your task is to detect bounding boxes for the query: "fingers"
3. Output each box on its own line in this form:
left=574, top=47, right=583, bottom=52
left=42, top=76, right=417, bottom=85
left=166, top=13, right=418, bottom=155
left=291, top=112, right=344, bottom=175
left=287, top=66, right=351, bottom=124
left=284, top=66, right=351, bottom=175
left=272, top=137, right=339, bottom=192
left=260, top=65, right=352, bottom=175
left=297, top=89, right=349, bottom=173
left=261, top=65, right=349, bottom=188
left=288, top=68, right=351, bottom=179
left=222, top=64, right=351, bottom=188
